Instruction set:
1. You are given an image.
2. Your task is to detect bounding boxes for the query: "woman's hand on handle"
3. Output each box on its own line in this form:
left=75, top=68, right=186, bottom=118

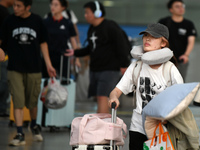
left=108, top=87, right=123, bottom=109
left=108, top=99, right=120, bottom=110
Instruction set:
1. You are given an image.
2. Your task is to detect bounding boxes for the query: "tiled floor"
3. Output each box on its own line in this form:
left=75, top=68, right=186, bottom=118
left=1, top=42, right=200, bottom=150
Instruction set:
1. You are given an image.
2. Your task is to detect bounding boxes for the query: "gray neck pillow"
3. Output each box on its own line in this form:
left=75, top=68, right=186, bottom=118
left=130, top=45, right=173, bottom=65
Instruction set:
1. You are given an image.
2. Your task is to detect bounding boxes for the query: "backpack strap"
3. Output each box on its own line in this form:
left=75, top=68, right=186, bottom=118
left=162, top=61, right=174, bottom=87
left=66, top=9, right=71, bottom=20
left=131, top=60, right=143, bottom=106
left=133, top=60, right=174, bottom=87
left=131, top=60, right=173, bottom=106
left=132, top=60, right=143, bottom=91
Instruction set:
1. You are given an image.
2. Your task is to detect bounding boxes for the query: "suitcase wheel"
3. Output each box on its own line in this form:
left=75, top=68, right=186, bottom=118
left=49, top=126, right=60, bottom=132
left=66, top=124, right=71, bottom=130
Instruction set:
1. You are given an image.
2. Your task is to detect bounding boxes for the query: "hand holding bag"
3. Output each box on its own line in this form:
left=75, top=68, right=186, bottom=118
left=143, top=122, right=175, bottom=150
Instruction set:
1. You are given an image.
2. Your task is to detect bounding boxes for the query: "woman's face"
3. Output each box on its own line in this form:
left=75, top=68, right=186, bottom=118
left=50, top=0, right=65, bottom=16
left=142, top=33, right=166, bottom=52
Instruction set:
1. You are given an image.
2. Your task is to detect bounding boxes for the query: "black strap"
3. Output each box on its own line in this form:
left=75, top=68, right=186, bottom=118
left=41, top=79, right=49, bottom=127
left=66, top=9, right=71, bottom=20
left=47, top=10, right=71, bottom=20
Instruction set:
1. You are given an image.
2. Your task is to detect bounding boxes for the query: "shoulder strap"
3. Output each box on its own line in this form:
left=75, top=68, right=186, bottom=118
left=131, top=60, right=143, bottom=106
left=66, top=9, right=71, bottom=20
left=163, top=61, right=174, bottom=87
left=132, top=60, right=143, bottom=88
left=47, top=12, right=52, bottom=17
left=133, top=61, right=173, bottom=87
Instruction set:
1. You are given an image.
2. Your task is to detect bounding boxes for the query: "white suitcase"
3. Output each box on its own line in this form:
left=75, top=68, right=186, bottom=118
left=37, top=55, right=75, bottom=131
left=36, top=79, right=75, bottom=127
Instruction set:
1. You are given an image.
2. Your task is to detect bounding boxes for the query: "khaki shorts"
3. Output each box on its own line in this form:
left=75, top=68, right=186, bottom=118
left=7, top=71, right=42, bottom=109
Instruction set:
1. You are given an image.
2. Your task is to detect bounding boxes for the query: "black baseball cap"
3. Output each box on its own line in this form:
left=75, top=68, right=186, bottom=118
left=139, top=23, right=169, bottom=40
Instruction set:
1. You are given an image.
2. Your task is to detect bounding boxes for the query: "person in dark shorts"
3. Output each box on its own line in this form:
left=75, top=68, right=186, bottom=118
left=66, top=1, right=130, bottom=113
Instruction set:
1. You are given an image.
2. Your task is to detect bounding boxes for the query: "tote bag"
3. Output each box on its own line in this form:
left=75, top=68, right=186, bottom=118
left=143, top=122, right=174, bottom=150
left=70, top=113, right=127, bottom=146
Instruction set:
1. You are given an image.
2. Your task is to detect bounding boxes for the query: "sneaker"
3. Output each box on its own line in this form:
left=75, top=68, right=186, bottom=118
left=9, top=133, right=26, bottom=146
left=31, top=125, right=43, bottom=142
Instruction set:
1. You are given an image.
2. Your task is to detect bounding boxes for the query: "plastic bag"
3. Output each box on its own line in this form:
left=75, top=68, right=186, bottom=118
left=41, top=77, right=68, bottom=109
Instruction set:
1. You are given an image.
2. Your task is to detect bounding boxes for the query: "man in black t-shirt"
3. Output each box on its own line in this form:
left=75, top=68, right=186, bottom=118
left=158, top=0, right=197, bottom=81
left=0, top=0, right=56, bottom=146
left=0, top=0, right=14, bottom=117
left=66, top=1, right=130, bottom=114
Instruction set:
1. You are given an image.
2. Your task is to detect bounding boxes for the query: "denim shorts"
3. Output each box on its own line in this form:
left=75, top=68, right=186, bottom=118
left=7, top=71, right=41, bottom=109
left=88, top=71, right=120, bottom=97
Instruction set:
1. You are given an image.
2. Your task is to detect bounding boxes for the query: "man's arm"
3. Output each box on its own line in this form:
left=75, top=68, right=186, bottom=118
left=109, top=24, right=130, bottom=74
left=40, top=42, right=56, bottom=77
left=0, top=48, right=5, bottom=62
left=70, top=36, right=78, bottom=50
left=0, top=40, right=5, bottom=62
left=179, top=36, right=195, bottom=64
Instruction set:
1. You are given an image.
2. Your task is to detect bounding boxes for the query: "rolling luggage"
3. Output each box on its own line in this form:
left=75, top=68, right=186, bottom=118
left=71, top=102, right=127, bottom=150
left=36, top=55, right=75, bottom=131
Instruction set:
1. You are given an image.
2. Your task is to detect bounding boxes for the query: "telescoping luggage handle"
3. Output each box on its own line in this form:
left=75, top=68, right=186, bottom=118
left=110, top=102, right=117, bottom=150
left=59, top=41, right=72, bottom=85
left=60, top=46, right=71, bottom=85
